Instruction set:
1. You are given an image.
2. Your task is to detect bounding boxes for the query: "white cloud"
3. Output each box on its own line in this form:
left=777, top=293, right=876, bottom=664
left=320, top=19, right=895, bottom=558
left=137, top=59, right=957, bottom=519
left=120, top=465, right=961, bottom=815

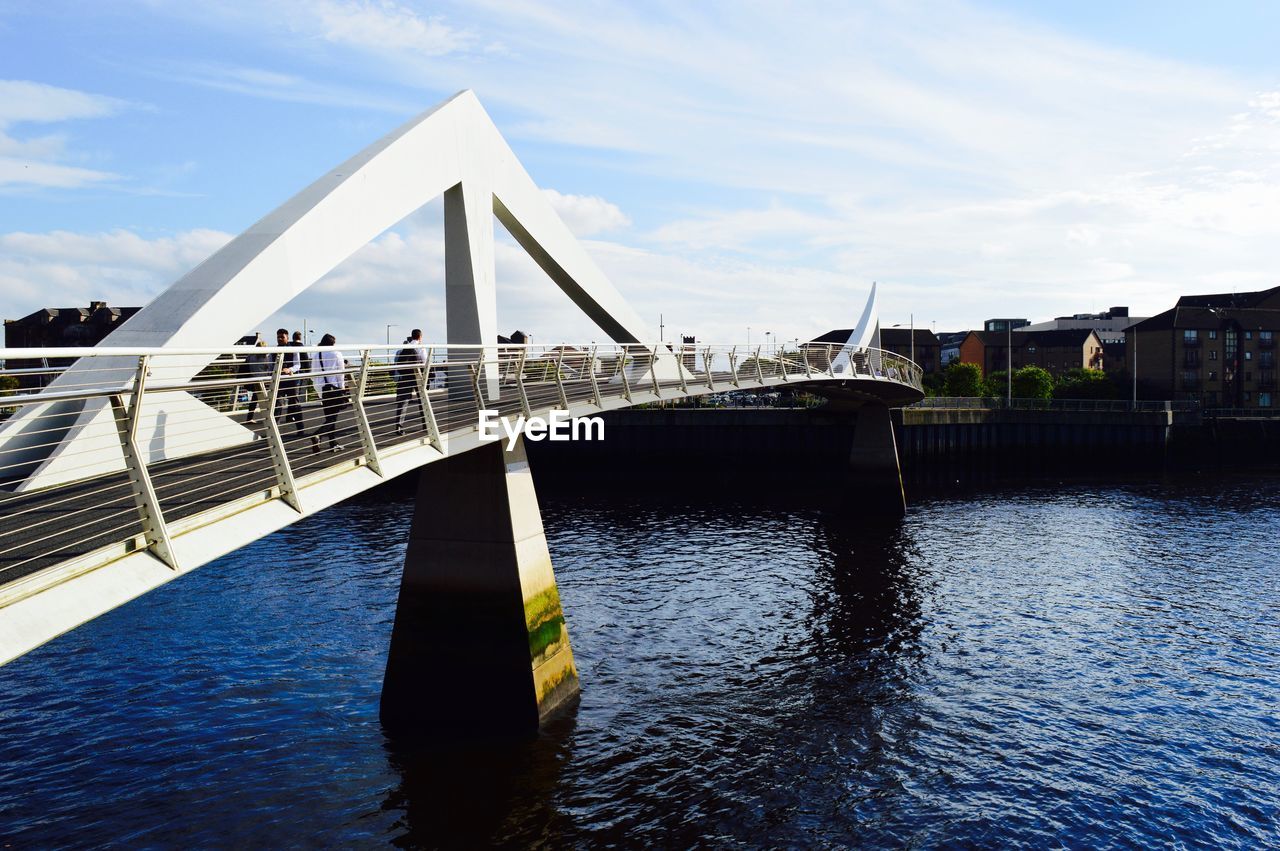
left=0, top=229, right=233, bottom=317
left=308, top=0, right=473, bottom=55
left=0, top=80, right=128, bottom=125
left=166, top=62, right=418, bottom=113
left=541, top=189, right=630, bottom=236
left=0, top=80, right=129, bottom=190
left=12, top=1, right=1280, bottom=334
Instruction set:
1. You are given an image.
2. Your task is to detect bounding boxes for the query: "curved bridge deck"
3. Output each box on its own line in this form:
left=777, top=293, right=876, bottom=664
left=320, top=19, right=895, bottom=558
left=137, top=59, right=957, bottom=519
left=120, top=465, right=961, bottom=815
left=0, top=342, right=920, bottom=663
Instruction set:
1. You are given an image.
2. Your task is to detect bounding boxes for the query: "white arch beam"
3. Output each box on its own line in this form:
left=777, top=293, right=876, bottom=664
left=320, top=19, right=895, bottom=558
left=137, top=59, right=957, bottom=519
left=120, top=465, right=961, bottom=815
left=2, top=90, right=655, bottom=491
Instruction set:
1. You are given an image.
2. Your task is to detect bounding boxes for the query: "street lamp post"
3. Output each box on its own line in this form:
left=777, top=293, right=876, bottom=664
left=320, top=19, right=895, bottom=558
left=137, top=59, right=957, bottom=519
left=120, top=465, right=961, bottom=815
left=1007, top=322, right=1012, bottom=404
left=1132, top=324, right=1138, bottom=405
left=386, top=324, right=398, bottom=346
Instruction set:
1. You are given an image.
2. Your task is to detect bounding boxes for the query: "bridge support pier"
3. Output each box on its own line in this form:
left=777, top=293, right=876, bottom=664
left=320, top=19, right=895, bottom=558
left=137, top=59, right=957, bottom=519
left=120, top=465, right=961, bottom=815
left=847, top=403, right=907, bottom=516
left=380, top=436, right=579, bottom=740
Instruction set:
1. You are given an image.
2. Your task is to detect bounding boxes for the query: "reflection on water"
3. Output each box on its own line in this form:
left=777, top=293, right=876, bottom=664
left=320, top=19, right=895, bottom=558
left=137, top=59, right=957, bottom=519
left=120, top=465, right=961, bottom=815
left=0, top=476, right=1278, bottom=847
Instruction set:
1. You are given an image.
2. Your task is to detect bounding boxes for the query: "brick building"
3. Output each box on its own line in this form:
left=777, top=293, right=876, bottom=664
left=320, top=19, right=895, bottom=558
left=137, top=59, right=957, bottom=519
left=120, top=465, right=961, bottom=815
left=1127, top=284, right=1280, bottom=407
left=959, top=328, right=1104, bottom=378
left=4, top=302, right=141, bottom=388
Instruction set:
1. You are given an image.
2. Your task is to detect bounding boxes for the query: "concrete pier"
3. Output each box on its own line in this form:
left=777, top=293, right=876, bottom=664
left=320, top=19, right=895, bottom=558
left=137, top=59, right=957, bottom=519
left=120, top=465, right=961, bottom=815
left=847, top=403, right=906, bottom=513
left=380, top=436, right=579, bottom=739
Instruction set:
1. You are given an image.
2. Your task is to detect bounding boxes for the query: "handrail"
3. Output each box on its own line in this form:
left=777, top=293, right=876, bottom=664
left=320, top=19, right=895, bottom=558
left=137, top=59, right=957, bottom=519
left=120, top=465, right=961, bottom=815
left=0, top=340, right=922, bottom=602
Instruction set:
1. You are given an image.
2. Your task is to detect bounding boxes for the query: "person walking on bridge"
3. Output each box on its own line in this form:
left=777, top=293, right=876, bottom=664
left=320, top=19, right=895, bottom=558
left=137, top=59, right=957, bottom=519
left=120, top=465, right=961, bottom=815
left=241, top=338, right=269, bottom=427
left=273, top=328, right=304, bottom=435
left=309, top=334, right=348, bottom=453
left=394, top=328, right=428, bottom=436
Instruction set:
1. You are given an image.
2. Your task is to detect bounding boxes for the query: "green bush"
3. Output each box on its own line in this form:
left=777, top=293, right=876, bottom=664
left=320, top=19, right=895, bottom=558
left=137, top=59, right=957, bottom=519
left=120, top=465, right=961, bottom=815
left=1011, top=366, right=1054, bottom=399
left=942, top=361, right=984, bottom=396
left=1052, top=368, right=1117, bottom=399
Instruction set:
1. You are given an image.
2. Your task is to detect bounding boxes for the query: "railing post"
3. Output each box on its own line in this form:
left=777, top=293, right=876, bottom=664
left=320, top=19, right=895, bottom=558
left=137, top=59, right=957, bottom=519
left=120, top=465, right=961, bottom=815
left=554, top=347, right=569, bottom=410
left=588, top=345, right=602, bottom=407
left=650, top=344, right=662, bottom=398
left=109, top=355, right=178, bottom=570
left=754, top=345, right=765, bottom=384
left=515, top=348, right=532, bottom=417
left=263, top=350, right=302, bottom=512
left=704, top=346, right=714, bottom=389
left=352, top=349, right=383, bottom=477
left=620, top=346, right=633, bottom=402
left=471, top=361, right=486, bottom=413
left=418, top=347, right=442, bottom=451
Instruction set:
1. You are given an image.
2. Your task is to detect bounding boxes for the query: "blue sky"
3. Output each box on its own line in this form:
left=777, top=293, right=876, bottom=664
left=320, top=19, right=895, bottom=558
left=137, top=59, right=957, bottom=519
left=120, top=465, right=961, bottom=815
left=3, top=0, right=1280, bottom=345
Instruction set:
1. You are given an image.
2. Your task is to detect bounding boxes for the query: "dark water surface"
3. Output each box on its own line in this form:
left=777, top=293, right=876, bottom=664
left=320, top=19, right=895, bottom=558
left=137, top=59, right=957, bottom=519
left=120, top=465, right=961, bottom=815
left=1, top=476, right=1278, bottom=847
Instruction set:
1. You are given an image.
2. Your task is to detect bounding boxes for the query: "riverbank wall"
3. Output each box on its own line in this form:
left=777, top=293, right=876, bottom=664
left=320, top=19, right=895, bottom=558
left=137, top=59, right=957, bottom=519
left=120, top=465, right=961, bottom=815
left=523, top=406, right=1280, bottom=490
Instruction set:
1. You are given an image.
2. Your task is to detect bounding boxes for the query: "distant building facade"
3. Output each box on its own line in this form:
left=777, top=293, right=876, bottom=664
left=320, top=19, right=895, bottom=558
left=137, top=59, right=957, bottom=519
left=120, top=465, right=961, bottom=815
left=808, top=327, right=941, bottom=373
left=4, top=302, right=141, bottom=388
left=877, top=328, right=940, bottom=373
left=984, top=318, right=1029, bottom=333
left=1018, top=306, right=1146, bottom=345
left=936, top=332, right=967, bottom=366
left=960, top=328, right=1104, bottom=378
left=1127, top=285, right=1280, bottom=408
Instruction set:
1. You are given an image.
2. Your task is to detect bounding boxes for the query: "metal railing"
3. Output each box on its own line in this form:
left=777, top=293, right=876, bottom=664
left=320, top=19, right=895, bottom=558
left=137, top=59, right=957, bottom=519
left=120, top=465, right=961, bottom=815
left=0, top=341, right=921, bottom=596
left=910, top=397, right=1199, bottom=413
left=1202, top=407, right=1280, bottom=419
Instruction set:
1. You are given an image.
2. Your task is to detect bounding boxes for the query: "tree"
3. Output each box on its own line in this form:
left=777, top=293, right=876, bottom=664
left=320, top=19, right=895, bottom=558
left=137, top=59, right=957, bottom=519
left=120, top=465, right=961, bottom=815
left=1052, top=368, right=1117, bottom=400
left=942, top=361, right=984, bottom=396
left=984, top=370, right=1008, bottom=398
left=1011, top=366, right=1054, bottom=399
left=921, top=371, right=947, bottom=397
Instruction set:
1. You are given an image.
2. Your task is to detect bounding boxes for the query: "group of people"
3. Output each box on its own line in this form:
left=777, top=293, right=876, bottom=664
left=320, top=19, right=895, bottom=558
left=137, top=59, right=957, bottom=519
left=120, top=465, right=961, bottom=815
left=237, top=328, right=431, bottom=454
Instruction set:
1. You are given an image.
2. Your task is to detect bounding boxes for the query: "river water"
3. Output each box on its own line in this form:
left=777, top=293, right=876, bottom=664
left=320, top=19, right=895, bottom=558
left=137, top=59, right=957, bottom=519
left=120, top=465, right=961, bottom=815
left=1, top=475, right=1277, bottom=847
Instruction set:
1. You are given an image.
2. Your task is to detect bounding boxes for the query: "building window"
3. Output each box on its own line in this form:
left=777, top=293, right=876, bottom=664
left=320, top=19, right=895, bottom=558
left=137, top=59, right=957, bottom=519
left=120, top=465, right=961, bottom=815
left=1027, top=346, right=1036, bottom=353
left=1209, top=330, right=1218, bottom=340
left=1209, top=371, right=1217, bottom=382
left=1263, top=331, right=1274, bottom=341
left=1262, top=392, right=1273, bottom=408
left=1246, top=351, right=1253, bottom=361
left=1209, top=350, right=1218, bottom=360
left=1245, top=331, right=1253, bottom=340
left=1245, top=392, right=1252, bottom=402
left=1184, top=329, right=1198, bottom=342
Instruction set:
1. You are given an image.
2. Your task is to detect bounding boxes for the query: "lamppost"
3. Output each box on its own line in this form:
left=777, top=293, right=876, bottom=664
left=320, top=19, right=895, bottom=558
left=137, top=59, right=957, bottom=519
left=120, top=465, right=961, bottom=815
left=765, top=331, right=773, bottom=357
left=1007, top=320, right=1012, bottom=404
left=386, top=324, right=398, bottom=346
left=747, top=326, right=751, bottom=347
left=1131, top=321, right=1138, bottom=405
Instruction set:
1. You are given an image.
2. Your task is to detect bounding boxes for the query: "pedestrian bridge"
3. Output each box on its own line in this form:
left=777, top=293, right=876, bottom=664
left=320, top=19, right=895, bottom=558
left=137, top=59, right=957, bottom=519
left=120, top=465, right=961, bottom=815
left=0, top=90, right=922, bottom=736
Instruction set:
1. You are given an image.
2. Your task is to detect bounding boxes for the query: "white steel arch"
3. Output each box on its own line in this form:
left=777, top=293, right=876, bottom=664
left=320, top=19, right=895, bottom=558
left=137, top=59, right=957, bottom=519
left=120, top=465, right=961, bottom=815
left=1, top=90, right=660, bottom=490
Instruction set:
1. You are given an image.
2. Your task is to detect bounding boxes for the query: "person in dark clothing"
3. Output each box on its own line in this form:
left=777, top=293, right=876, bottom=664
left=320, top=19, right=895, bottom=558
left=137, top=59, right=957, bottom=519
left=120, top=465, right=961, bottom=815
left=242, top=339, right=269, bottom=426
left=273, top=328, right=304, bottom=435
left=291, top=331, right=311, bottom=375
left=394, top=328, right=427, bottom=435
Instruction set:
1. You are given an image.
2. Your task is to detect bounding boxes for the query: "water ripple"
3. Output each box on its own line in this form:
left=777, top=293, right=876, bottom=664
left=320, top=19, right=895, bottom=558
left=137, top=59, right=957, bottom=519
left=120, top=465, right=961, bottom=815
left=0, top=477, right=1277, bottom=847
